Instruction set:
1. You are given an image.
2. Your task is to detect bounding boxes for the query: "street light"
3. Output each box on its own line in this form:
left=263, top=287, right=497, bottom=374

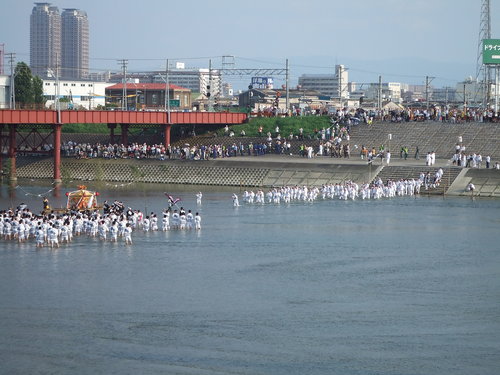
left=47, top=67, right=60, bottom=123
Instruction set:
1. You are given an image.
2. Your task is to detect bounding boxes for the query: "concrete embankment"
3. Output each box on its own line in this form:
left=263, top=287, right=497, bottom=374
left=447, top=168, right=500, bottom=198
left=13, top=156, right=379, bottom=188
left=10, top=155, right=500, bottom=197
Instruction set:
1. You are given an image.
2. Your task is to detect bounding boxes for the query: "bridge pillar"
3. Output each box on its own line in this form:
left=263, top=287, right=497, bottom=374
left=163, top=124, right=171, bottom=146
left=8, top=124, right=17, bottom=181
left=120, top=124, right=129, bottom=146
left=108, top=123, right=117, bottom=144
left=53, top=123, right=62, bottom=183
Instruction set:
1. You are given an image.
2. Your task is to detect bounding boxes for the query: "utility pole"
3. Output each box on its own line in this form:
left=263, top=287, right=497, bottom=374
left=208, top=59, right=213, bottom=112
left=378, top=75, right=382, bottom=111
left=464, top=83, right=467, bottom=112
left=118, top=59, right=128, bottom=110
left=55, top=53, right=60, bottom=123
left=285, top=58, right=289, bottom=115
left=425, top=76, right=434, bottom=113
left=166, top=59, right=171, bottom=124
left=6, top=52, right=15, bottom=109
left=338, top=65, right=343, bottom=107
left=495, top=66, right=499, bottom=114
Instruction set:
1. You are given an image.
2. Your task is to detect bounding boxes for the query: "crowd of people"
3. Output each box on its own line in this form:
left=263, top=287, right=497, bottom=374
left=381, top=107, right=499, bottom=123
left=0, top=161, right=477, bottom=250
left=235, top=171, right=449, bottom=205
left=0, top=200, right=201, bottom=248
left=451, top=142, right=500, bottom=169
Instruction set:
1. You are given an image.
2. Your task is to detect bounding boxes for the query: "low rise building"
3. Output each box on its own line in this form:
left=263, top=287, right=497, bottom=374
left=43, top=79, right=112, bottom=109
left=0, top=75, right=9, bottom=109
left=105, top=82, right=191, bottom=111
left=364, top=82, right=403, bottom=103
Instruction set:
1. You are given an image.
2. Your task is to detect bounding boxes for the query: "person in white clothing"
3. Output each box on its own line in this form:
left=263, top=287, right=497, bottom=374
left=98, top=220, right=109, bottom=241
left=150, top=214, right=158, bottom=231
left=35, top=226, right=45, bottom=248
left=109, top=221, right=118, bottom=242
left=179, top=214, right=187, bottom=230
left=196, top=192, right=202, bottom=205
left=186, top=210, right=194, bottom=230
left=194, top=212, right=201, bottom=230
left=171, top=210, right=180, bottom=229
left=232, top=194, right=240, bottom=207
left=123, top=223, right=133, bottom=244
left=162, top=211, right=170, bottom=231
left=48, top=225, right=59, bottom=248
left=60, top=223, right=70, bottom=244
left=142, top=216, right=150, bottom=232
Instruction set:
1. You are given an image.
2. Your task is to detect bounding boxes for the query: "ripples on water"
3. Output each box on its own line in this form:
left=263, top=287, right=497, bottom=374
left=0, top=182, right=499, bottom=374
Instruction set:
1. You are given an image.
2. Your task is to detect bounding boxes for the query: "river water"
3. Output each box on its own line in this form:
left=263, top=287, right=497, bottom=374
left=0, top=181, right=499, bottom=375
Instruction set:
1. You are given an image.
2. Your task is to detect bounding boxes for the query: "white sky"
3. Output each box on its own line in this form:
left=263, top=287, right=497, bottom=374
left=1, top=0, right=499, bottom=87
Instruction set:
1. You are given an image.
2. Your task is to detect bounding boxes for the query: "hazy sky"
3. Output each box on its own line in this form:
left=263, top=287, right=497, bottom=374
left=1, top=0, right=499, bottom=88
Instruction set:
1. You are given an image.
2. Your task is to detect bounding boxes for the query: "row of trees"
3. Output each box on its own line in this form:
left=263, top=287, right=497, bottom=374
left=13, top=62, right=45, bottom=108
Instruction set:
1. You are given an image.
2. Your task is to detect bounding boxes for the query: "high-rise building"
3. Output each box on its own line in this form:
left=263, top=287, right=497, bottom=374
left=61, top=8, right=89, bottom=79
left=30, top=3, right=61, bottom=77
left=30, top=3, right=89, bottom=79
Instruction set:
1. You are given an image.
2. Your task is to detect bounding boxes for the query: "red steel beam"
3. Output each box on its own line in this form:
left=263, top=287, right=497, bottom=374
left=0, top=109, right=247, bottom=125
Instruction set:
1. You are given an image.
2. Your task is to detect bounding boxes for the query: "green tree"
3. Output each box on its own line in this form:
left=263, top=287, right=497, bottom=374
left=14, top=62, right=34, bottom=105
left=32, top=75, right=46, bottom=104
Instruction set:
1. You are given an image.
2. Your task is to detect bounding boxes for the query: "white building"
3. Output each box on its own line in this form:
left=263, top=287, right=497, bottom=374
left=43, top=79, right=113, bottom=109
left=298, top=65, right=349, bottom=99
left=0, top=75, right=10, bottom=109
left=154, top=67, right=221, bottom=97
left=364, top=82, right=403, bottom=103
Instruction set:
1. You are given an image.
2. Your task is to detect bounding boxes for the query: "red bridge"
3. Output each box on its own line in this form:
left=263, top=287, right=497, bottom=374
left=0, top=109, right=248, bottom=182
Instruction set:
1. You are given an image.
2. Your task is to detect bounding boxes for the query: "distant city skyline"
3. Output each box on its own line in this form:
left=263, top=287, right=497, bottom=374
left=2, top=0, right=499, bottom=88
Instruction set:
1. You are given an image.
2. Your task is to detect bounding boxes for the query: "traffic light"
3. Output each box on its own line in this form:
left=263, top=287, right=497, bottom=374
left=206, top=85, right=211, bottom=98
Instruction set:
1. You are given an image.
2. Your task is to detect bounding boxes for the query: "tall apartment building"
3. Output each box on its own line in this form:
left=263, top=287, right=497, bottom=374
left=30, top=3, right=89, bottom=79
left=30, top=3, right=61, bottom=77
left=61, top=9, right=89, bottom=79
left=298, top=65, right=349, bottom=99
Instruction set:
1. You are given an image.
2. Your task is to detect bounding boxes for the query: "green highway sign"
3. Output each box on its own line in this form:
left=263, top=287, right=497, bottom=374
left=483, top=39, right=500, bottom=64
left=169, top=99, right=180, bottom=107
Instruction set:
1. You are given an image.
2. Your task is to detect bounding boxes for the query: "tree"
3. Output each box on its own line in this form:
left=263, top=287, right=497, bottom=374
left=13, top=62, right=46, bottom=108
left=14, top=62, right=34, bottom=105
left=32, top=76, right=46, bottom=105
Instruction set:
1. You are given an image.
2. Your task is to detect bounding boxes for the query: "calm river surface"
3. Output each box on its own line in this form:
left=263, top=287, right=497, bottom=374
left=0, top=181, right=499, bottom=375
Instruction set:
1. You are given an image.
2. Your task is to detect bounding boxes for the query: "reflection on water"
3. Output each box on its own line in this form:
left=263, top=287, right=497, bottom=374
left=0, top=180, right=499, bottom=375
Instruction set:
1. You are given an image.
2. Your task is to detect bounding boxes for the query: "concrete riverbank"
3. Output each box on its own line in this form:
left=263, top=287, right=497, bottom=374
left=9, top=155, right=500, bottom=197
